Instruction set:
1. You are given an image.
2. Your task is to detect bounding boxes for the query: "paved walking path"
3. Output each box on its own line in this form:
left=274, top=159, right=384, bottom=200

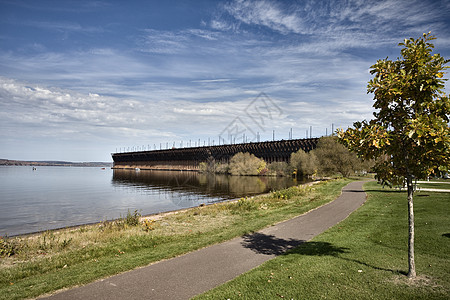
left=43, top=181, right=368, bottom=300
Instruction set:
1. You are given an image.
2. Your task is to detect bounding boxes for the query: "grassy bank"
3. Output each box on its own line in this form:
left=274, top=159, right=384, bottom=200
left=0, top=179, right=351, bottom=300
left=196, top=181, right=450, bottom=300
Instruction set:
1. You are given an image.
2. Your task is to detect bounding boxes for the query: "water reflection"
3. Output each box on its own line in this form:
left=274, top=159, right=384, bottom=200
left=112, top=169, right=306, bottom=207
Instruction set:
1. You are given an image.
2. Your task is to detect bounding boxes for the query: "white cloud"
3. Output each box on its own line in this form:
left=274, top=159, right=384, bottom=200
left=192, top=79, right=233, bottom=83
left=0, top=77, right=158, bottom=138
left=0, top=77, right=256, bottom=141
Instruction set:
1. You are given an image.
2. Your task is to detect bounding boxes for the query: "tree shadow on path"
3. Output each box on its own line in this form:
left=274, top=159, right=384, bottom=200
left=241, top=233, right=350, bottom=257
left=241, top=233, right=305, bottom=256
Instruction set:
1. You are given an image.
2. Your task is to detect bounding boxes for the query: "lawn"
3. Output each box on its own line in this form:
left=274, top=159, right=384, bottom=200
left=417, top=181, right=450, bottom=190
left=196, top=181, right=450, bottom=299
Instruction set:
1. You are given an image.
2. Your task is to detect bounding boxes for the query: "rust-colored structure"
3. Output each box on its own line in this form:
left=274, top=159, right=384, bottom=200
left=112, top=138, right=319, bottom=171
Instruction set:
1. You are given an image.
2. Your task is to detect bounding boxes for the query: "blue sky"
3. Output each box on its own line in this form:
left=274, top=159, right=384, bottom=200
left=1, top=0, right=449, bottom=162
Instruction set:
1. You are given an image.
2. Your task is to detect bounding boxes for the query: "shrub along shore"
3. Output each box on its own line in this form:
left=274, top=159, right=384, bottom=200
left=0, top=179, right=351, bottom=300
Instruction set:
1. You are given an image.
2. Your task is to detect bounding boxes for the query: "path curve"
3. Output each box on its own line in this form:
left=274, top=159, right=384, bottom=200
left=43, top=180, right=368, bottom=300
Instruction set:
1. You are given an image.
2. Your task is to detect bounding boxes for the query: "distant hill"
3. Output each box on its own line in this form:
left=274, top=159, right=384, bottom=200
left=0, top=159, right=112, bottom=168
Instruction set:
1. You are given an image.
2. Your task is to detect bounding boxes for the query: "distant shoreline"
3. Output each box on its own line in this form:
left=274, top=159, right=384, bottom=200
left=0, top=159, right=112, bottom=168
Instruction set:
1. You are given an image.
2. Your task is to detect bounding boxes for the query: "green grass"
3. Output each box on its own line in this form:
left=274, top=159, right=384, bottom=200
left=196, top=181, right=450, bottom=300
left=417, top=181, right=450, bottom=190
left=0, top=179, right=351, bottom=300
left=423, top=178, right=450, bottom=182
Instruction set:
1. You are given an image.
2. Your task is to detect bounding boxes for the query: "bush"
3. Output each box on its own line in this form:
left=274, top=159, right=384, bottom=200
left=229, top=152, right=266, bottom=176
left=290, top=149, right=317, bottom=178
left=198, top=162, right=208, bottom=173
left=124, top=209, right=141, bottom=227
left=105, top=210, right=142, bottom=230
left=226, top=197, right=259, bottom=213
left=200, top=161, right=229, bottom=174
left=313, top=136, right=362, bottom=177
left=142, top=219, right=157, bottom=232
left=271, top=185, right=307, bottom=200
left=268, top=161, right=290, bottom=176
left=0, top=236, right=19, bottom=257
left=198, top=156, right=217, bottom=173
left=215, top=162, right=230, bottom=174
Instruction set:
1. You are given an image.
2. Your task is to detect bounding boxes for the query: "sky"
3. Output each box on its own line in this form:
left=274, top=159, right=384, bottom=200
left=1, top=0, right=449, bottom=162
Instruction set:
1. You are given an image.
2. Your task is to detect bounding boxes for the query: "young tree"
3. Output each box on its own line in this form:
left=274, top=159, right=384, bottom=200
left=313, top=136, right=362, bottom=177
left=229, top=152, right=266, bottom=176
left=338, top=33, right=450, bottom=278
left=290, top=149, right=317, bottom=178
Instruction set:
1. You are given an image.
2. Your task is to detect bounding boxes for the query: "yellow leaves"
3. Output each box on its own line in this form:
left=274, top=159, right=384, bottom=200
left=341, top=33, right=450, bottom=182
left=142, top=219, right=157, bottom=232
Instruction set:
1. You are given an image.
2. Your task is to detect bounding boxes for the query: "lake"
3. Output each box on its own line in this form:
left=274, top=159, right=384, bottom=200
left=0, top=166, right=306, bottom=236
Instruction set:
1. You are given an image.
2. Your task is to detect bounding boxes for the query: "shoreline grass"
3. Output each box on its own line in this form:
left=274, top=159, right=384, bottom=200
left=0, top=179, right=351, bottom=300
left=195, top=181, right=450, bottom=300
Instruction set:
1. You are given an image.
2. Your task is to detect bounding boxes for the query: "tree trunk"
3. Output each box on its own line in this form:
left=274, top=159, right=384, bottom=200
left=406, top=175, right=416, bottom=278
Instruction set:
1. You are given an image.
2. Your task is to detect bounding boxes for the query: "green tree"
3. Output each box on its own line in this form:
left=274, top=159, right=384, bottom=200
left=290, top=149, right=317, bottom=178
left=338, top=33, right=450, bottom=278
left=313, top=136, right=362, bottom=177
left=229, top=152, right=266, bottom=176
left=267, top=161, right=290, bottom=176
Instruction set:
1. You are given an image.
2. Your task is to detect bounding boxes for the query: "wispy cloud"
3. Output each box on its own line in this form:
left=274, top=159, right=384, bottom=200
left=214, top=0, right=450, bottom=45
left=192, top=79, right=233, bottom=83
left=22, top=20, right=104, bottom=34
left=139, top=29, right=189, bottom=54
left=222, top=0, right=305, bottom=34
left=138, top=28, right=223, bottom=54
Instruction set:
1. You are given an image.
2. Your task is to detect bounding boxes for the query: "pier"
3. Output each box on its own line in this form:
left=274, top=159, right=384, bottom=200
left=112, top=138, right=319, bottom=171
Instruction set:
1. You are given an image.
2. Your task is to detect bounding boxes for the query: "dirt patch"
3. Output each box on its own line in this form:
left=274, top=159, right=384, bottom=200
left=390, top=274, right=442, bottom=289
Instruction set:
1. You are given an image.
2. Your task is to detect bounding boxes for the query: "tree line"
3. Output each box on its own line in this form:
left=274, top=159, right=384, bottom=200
left=199, top=136, right=372, bottom=178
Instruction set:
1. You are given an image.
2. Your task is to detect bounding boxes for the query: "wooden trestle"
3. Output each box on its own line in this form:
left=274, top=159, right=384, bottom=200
left=112, top=138, right=319, bottom=171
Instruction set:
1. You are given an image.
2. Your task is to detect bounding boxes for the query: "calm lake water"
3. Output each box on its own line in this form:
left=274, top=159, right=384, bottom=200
left=0, top=166, right=306, bottom=236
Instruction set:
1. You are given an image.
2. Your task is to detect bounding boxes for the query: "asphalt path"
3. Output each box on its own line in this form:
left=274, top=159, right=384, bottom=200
left=43, top=180, right=368, bottom=300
